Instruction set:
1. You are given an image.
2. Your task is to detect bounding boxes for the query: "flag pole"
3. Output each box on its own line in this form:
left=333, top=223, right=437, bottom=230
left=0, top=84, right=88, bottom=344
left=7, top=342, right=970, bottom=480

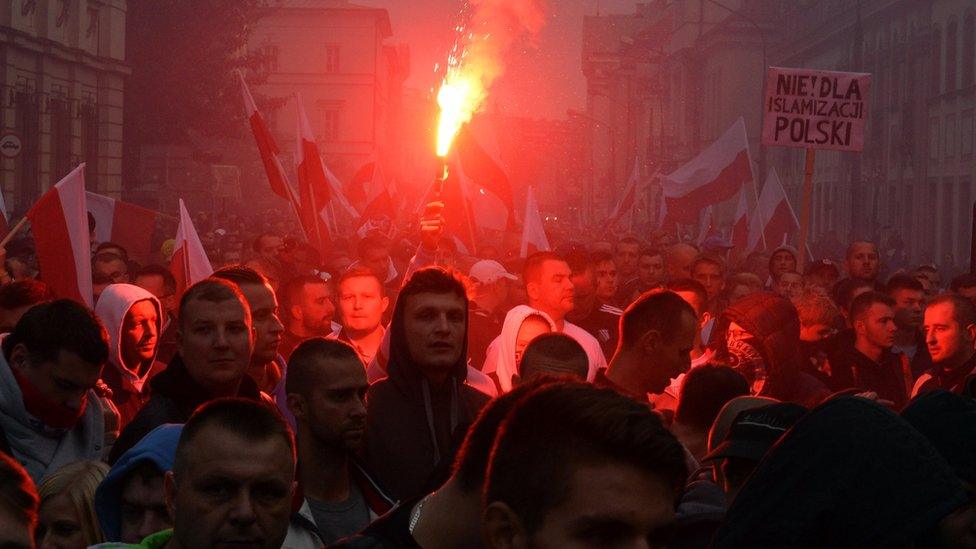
left=797, top=148, right=816, bottom=272
left=0, top=217, right=29, bottom=249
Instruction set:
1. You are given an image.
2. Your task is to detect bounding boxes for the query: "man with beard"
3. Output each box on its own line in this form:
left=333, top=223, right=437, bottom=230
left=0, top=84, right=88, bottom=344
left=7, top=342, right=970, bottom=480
left=284, top=339, right=393, bottom=544
left=278, top=274, right=337, bottom=361
left=364, top=268, right=490, bottom=499
left=212, top=267, right=286, bottom=394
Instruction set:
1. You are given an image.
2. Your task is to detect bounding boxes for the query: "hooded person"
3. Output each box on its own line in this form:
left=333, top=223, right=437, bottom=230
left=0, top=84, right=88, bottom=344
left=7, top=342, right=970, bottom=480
left=364, top=267, right=491, bottom=500
left=94, top=284, right=164, bottom=428
left=482, top=305, right=557, bottom=393
left=708, top=292, right=830, bottom=408
left=712, top=396, right=969, bottom=547
left=93, top=424, right=181, bottom=543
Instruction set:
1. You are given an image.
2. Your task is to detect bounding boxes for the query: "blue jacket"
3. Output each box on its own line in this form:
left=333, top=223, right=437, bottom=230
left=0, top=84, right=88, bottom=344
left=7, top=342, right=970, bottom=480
left=94, top=424, right=182, bottom=541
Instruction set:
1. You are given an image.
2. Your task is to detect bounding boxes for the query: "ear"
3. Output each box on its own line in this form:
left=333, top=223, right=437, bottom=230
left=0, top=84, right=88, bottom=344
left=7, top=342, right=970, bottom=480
left=967, top=323, right=976, bottom=345
left=291, top=304, right=303, bottom=321
left=381, top=296, right=390, bottom=314
left=640, top=329, right=662, bottom=356
left=700, top=312, right=713, bottom=330
left=8, top=343, right=28, bottom=373
left=286, top=393, right=307, bottom=422
left=483, top=501, right=528, bottom=549
left=853, top=319, right=865, bottom=337
left=525, top=281, right=540, bottom=302
left=164, top=471, right=178, bottom=521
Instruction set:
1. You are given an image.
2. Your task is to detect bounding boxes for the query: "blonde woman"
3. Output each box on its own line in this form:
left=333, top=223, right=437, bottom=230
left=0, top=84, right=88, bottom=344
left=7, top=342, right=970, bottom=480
left=36, top=460, right=109, bottom=548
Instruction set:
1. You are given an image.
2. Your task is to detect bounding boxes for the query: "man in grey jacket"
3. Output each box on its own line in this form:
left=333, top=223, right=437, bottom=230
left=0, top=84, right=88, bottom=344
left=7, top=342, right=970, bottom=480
left=0, top=299, right=109, bottom=483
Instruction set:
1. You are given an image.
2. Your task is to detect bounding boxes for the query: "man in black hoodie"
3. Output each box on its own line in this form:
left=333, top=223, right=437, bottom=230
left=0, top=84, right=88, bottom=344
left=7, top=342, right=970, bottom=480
left=110, top=278, right=263, bottom=462
left=364, top=267, right=490, bottom=500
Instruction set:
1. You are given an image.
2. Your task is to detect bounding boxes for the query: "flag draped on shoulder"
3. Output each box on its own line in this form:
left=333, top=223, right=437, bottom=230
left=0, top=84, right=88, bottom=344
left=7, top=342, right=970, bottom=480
left=27, top=164, right=92, bottom=306
left=661, top=117, right=753, bottom=226
left=295, top=95, right=332, bottom=252
left=520, top=186, right=550, bottom=257
left=750, top=167, right=799, bottom=250
left=86, top=192, right=160, bottom=263
left=170, top=199, right=213, bottom=299
left=239, top=73, right=301, bottom=211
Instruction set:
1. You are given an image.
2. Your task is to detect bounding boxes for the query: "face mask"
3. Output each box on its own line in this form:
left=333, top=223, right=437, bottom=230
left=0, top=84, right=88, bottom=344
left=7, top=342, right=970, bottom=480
left=11, top=365, right=87, bottom=430
left=726, top=331, right=767, bottom=393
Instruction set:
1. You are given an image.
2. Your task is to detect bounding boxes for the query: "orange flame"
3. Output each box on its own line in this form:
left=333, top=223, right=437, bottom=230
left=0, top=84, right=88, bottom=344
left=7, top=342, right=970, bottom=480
left=435, top=0, right=546, bottom=157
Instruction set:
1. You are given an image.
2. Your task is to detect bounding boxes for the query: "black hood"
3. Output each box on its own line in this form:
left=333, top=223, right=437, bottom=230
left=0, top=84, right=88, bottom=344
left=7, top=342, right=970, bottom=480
left=384, top=289, right=470, bottom=399
left=713, top=396, right=967, bottom=547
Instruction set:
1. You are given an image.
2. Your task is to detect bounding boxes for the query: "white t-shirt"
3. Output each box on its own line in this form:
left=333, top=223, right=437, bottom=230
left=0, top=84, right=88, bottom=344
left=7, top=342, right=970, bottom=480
left=561, top=320, right=608, bottom=381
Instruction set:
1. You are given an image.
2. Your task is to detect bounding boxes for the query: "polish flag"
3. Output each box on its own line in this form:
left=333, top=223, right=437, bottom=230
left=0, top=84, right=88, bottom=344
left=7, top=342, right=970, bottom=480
left=239, top=73, right=301, bottom=213
left=26, top=164, right=92, bottom=306
left=170, top=199, right=213, bottom=299
left=661, top=117, right=753, bottom=225
left=730, top=189, right=750, bottom=250
left=323, top=163, right=360, bottom=219
left=294, top=95, right=331, bottom=251
left=352, top=161, right=396, bottom=221
left=454, top=125, right=515, bottom=232
left=609, top=159, right=640, bottom=226
left=86, top=192, right=160, bottom=262
left=520, top=186, right=550, bottom=257
left=749, top=167, right=798, bottom=250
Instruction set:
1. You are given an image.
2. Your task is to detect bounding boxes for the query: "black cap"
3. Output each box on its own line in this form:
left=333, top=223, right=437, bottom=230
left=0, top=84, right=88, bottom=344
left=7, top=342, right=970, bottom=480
left=703, top=403, right=806, bottom=462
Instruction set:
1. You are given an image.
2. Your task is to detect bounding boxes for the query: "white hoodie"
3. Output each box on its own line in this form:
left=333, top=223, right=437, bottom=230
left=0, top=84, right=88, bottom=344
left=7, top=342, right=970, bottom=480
left=94, top=284, right=163, bottom=394
left=483, top=305, right=557, bottom=393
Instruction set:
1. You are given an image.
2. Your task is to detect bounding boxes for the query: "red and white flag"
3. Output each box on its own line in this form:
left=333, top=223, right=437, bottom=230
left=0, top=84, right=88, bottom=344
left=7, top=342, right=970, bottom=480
left=730, top=189, right=751, bottom=250
left=86, top=192, right=160, bottom=263
left=170, top=199, right=213, bottom=299
left=661, top=117, right=753, bottom=226
left=295, top=95, right=331, bottom=251
left=454, top=124, right=514, bottom=232
left=520, top=186, right=550, bottom=257
left=239, top=73, right=302, bottom=214
left=749, top=167, right=798, bottom=250
left=27, top=164, right=92, bottom=306
left=609, top=159, right=640, bottom=226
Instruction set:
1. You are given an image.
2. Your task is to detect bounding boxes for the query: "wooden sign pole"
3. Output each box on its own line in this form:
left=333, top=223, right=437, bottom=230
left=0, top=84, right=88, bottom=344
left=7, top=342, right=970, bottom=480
left=797, top=148, right=816, bottom=273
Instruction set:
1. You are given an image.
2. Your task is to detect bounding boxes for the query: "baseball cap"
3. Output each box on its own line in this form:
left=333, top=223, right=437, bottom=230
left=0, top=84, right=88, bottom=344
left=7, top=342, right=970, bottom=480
left=703, top=402, right=806, bottom=462
left=469, top=259, right=518, bottom=284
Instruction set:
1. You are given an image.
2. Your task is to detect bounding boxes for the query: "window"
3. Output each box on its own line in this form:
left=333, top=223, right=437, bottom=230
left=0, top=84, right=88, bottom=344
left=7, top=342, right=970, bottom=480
left=931, top=27, right=942, bottom=96
left=964, top=13, right=975, bottom=88
left=930, top=116, right=940, bottom=160
left=943, top=180, right=956, bottom=254
left=946, top=114, right=957, bottom=158
left=325, top=45, right=340, bottom=74
left=48, top=97, right=71, bottom=181
left=80, top=101, right=98, bottom=190
left=323, top=109, right=339, bottom=141
left=963, top=110, right=974, bottom=158
left=947, top=19, right=958, bottom=92
left=959, top=179, right=971, bottom=258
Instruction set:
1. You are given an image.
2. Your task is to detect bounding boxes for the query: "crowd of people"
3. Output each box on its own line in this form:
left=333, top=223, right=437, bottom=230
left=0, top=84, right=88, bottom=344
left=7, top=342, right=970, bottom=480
left=0, top=199, right=973, bottom=548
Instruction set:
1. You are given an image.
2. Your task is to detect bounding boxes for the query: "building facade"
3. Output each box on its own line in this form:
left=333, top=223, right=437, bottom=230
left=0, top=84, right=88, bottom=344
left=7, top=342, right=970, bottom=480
left=248, top=0, right=408, bottom=188
left=582, top=0, right=976, bottom=265
left=0, top=0, right=128, bottom=212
